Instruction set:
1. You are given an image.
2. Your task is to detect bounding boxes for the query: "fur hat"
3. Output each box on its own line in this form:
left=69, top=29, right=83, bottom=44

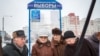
left=12, top=30, right=26, bottom=38
left=63, top=30, right=76, bottom=39
left=52, top=28, right=62, bottom=35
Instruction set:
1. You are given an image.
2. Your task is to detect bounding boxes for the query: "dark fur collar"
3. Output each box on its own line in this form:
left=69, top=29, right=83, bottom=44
left=36, top=40, right=51, bottom=48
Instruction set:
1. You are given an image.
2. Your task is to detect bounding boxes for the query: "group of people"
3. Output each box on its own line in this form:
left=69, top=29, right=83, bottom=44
left=1, top=28, right=100, bottom=56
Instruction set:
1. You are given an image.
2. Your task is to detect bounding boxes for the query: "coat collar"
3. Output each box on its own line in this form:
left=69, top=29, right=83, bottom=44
left=36, top=40, right=51, bottom=48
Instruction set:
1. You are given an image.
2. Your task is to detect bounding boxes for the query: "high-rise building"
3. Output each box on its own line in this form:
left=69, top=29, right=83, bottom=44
left=62, top=13, right=80, bottom=36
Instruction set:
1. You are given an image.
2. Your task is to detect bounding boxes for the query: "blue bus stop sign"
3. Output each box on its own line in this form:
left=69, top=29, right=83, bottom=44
left=28, top=1, right=62, bottom=9
left=27, top=0, right=62, bottom=56
left=34, top=0, right=56, bottom=2
left=30, top=10, right=40, bottom=22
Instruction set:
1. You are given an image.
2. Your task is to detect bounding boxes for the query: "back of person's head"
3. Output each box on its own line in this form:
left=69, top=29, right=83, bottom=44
left=96, top=32, right=100, bottom=40
left=96, top=32, right=100, bottom=36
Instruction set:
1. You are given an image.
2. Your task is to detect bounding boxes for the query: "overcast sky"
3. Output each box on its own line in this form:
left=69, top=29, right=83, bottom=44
left=0, top=0, right=100, bottom=36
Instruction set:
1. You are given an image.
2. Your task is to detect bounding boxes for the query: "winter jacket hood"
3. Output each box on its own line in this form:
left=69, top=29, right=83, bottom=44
left=90, top=32, right=99, bottom=43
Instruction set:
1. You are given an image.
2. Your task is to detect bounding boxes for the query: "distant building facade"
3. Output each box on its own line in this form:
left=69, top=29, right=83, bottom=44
left=62, top=13, right=80, bottom=36
left=62, top=13, right=100, bottom=36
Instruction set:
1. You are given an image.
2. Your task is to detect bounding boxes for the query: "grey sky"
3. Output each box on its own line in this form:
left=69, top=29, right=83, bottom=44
left=0, top=0, right=100, bottom=37
left=59, top=0, right=100, bottom=19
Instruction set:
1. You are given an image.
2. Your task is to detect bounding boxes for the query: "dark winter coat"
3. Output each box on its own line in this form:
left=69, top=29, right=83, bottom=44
left=0, top=37, right=2, bottom=56
left=51, top=38, right=66, bottom=56
left=3, top=42, right=28, bottom=56
left=64, top=38, right=97, bottom=56
left=32, top=40, right=54, bottom=56
left=86, top=32, right=99, bottom=56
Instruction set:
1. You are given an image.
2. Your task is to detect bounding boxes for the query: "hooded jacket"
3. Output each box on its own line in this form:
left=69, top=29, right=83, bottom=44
left=32, top=40, right=54, bottom=56
left=86, top=32, right=99, bottom=56
left=64, top=38, right=97, bottom=56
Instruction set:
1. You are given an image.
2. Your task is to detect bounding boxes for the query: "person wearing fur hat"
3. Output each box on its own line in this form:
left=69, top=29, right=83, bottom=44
left=3, top=30, right=28, bottom=56
left=51, top=28, right=65, bottom=56
left=32, top=30, right=54, bottom=56
left=63, top=30, right=97, bottom=56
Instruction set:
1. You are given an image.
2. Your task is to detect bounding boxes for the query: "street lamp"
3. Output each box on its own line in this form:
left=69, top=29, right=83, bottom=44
left=1, top=16, right=12, bottom=42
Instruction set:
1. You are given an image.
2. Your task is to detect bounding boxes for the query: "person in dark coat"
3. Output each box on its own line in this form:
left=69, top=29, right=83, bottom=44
left=0, top=36, right=3, bottom=56
left=32, top=30, right=54, bottom=56
left=51, top=28, right=65, bottom=56
left=3, top=30, right=28, bottom=56
left=86, top=32, right=100, bottom=56
left=63, top=30, right=97, bottom=56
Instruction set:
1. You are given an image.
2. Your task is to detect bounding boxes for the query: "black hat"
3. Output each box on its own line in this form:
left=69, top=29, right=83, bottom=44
left=13, top=30, right=26, bottom=38
left=63, top=30, right=76, bottom=39
left=52, top=28, right=62, bottom=35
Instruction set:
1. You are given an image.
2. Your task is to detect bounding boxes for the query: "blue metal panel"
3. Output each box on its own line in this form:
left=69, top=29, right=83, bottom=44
left=30, top=9, right=40, bottom=22
left=34, top=0, right=56, bottom=2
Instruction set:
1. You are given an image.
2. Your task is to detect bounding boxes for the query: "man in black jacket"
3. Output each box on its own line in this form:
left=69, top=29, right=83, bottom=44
left=3, top=30, right=28, bottom=56
left=86, top=32, right=100, bottom=56
left=63, top=30, right=97, bottom=56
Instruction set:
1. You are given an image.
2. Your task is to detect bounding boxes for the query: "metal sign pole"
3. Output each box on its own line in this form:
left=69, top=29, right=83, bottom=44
left=59, top=10, right=62, bottom=30
left=28, top=9, right=31, bottom=56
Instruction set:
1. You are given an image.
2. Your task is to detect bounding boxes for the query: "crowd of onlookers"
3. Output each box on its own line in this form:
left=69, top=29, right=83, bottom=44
left=0, top=28, right=100, bottom=56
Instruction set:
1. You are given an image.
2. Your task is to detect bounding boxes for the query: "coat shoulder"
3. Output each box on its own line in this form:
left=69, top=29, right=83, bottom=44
left=3, top=44, right=14, bottom=51
left=3, top=44, right=16, bottom=56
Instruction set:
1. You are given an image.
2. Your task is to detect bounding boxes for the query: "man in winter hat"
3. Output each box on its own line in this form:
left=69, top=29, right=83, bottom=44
left=3, top=30, right=28, bottom=56
left=63, top=30, right=97, bottom=56
left=51, top=28, right=65, bottom=56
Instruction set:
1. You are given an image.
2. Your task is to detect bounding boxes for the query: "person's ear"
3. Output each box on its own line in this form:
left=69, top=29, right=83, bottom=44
left=13, top=38, right=18, bottom=42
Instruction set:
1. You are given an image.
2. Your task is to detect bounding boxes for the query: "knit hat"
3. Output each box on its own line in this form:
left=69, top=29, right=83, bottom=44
left=52, top=28, right=62, bottom=35
left=38, top=29, right=49, bottom=37
left=63, top=30, right=76, bottom=39
left=12, top=30, right=26, bottom=38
